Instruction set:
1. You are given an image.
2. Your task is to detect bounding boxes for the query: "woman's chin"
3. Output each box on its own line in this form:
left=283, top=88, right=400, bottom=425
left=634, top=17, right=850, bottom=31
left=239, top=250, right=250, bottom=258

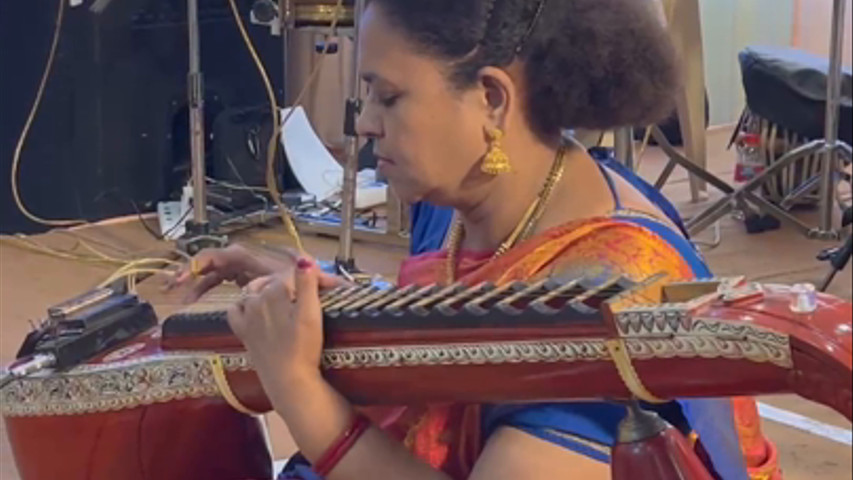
left=384, top=179, right=422, bottom=205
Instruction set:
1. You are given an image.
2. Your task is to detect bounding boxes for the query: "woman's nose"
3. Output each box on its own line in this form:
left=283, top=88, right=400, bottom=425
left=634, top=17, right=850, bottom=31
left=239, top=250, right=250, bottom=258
left=355, top=102, right=382, bottom=140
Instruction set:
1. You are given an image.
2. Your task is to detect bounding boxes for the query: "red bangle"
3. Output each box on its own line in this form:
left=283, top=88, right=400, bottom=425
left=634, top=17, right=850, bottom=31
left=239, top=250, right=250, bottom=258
left=312, top=414, right=371, bottom=477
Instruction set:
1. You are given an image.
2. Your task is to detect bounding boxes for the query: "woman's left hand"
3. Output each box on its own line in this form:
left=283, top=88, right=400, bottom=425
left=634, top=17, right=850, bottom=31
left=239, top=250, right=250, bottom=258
left=227, top=259, right=325, bottom=387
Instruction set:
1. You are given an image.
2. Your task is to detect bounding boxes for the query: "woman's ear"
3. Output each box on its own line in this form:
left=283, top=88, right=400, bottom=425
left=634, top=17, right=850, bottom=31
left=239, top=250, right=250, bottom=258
left=477, top=66, right=517, bottom=130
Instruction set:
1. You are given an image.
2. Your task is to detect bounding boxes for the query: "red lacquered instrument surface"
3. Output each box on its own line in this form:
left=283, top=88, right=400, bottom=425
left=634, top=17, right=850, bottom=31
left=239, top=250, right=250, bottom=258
left=2, top=277, right=850, bottom=480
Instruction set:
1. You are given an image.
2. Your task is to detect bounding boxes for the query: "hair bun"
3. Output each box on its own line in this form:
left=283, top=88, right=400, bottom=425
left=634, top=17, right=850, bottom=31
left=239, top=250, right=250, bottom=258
left=371, top=0, right=681, bottom=142
left=522, top=0, right=680, bottom=137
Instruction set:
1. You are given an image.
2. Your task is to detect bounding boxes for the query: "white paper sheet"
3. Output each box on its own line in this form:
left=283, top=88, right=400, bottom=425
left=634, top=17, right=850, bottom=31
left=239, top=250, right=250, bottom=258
left=280, top=106, right=387, bottom=208
left=280, top=106, right=344, bottom=201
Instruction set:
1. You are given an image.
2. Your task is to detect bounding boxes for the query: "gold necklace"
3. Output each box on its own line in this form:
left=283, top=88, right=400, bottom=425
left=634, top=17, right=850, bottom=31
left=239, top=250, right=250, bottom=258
left=445, top=146, right=568, bottom=284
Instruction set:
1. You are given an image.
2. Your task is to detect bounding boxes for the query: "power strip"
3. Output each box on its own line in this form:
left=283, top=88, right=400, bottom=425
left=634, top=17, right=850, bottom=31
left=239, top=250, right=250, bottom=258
left=157, top=185, right=194, bottom=240
left=157, top=202, right=185, bottom=240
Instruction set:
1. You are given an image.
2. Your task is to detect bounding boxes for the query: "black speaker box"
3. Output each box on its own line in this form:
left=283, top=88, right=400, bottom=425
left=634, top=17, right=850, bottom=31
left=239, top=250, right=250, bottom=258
left=0, top=0, right=283, bottom=233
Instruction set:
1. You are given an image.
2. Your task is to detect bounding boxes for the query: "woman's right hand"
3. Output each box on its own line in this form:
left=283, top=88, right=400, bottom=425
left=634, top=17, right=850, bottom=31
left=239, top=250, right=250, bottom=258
left=167, top=244, right=282, bottom=304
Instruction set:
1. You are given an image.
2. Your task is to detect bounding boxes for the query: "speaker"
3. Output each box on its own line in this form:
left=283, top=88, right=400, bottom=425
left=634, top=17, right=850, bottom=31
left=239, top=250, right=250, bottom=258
left=0, top=0, right=283, bottom=234
left=209, top=104, right=304, bottom=211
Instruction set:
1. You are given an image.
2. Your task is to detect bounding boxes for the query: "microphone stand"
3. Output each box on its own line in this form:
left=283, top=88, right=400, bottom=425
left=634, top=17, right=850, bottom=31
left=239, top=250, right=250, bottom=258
left=178, top=0, right=228, bottom=255
left=335, top=0, right=365, bottom=276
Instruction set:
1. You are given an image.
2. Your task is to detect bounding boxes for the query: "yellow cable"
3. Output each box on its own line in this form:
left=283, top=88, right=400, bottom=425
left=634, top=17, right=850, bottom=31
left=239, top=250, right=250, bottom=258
left=99, top=267, right=176, bottom=292
left=98, top=258, right=182, bottom=287
left=3, top=230, right=185, bottom=296
left=10, top=0, right=83, bottom=227
left=0, top=235, right=120, bottom=265
left=8, top=0, right=345, bottom=271
left=1, top=231, right=191, bottom=291
left=228, top=0, right=346, bottom=254
left=605, top=339, right=668, bottom=404
left=73, top=237, right=125, bottom=263
left=209, top=355, right=264, bottom=416
left=55, top=230, right=135, bottom=259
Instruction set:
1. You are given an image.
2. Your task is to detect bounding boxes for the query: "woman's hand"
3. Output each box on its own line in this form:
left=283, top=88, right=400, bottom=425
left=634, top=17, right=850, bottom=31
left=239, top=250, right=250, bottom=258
left=227, top=261, right=451, bottom=480
left=167, top=244, right=298, bottom=304
left=227, top=258, right=326, bottom=388
left=167, top=245, right=273, bottom=303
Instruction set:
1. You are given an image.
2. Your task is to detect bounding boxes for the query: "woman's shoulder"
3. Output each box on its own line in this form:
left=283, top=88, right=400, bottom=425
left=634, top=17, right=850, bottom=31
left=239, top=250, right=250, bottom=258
left=456, top=215, right=699, bottom=291
left=539, top=215, right=696, bottom=286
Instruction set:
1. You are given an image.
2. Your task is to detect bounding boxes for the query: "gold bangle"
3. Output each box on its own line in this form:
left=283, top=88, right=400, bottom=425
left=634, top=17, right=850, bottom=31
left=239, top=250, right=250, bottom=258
left=605, top=339, right=667, bottom=404
left=209, top=355, right=264, bottom=416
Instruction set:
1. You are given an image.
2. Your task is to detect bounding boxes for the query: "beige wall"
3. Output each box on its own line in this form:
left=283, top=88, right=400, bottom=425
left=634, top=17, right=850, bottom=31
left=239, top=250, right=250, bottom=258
left=792, top=0, right=852, bottom=67
left=698, top=0, right=796, bottom=125
left=289, top=1, right=851, bottom=133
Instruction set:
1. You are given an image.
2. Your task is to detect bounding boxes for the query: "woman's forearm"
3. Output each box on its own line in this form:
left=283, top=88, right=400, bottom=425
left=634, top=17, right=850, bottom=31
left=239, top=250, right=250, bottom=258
left=267, top=370, right=451, bottom=480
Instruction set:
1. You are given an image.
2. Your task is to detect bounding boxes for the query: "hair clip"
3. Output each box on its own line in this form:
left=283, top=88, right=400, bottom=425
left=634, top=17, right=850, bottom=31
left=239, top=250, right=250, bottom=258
left=515, top=0, right=547, bottom=54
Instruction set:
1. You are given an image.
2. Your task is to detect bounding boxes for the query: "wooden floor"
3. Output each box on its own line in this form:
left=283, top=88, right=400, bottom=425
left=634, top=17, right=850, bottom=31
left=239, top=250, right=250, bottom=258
left=1, top=127, right=850, bottom=479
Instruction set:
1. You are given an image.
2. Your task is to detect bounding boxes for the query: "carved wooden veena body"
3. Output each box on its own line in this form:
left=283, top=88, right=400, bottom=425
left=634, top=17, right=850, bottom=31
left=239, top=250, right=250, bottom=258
left=2, top=275, right=851, bottom=480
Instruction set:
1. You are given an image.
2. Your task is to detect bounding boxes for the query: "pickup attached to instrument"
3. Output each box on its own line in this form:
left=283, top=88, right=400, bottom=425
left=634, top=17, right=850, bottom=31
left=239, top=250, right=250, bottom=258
left=10, top=287, right=157, bottom=374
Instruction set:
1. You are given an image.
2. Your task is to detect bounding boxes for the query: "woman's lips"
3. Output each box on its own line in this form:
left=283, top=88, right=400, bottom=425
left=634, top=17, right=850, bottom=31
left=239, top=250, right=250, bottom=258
left=376, top=155, right=395, bottom=173
left=375, top=154, right=395, bottom=165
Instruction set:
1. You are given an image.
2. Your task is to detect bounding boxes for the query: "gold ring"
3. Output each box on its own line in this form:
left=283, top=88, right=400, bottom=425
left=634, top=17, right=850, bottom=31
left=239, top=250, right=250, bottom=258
left=190, top=259, right=201, bottom=278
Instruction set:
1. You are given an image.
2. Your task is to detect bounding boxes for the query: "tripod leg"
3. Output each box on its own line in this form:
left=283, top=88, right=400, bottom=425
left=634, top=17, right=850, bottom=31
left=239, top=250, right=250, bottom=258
left=819, top=270, right=839, bottom=293
left=819, top=234, right=853, bottom=292
left=839, top=143, right=852, bottom=162
left=686, top=141, right=824, bottom=236
left=654, top=160, right=678, bottom=190
left=651, top=127, right=734, bottom=195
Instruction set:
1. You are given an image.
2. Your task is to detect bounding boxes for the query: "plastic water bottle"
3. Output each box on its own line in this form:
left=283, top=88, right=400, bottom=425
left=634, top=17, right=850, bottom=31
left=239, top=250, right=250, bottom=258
left=734, top=132, right=764, bottom=183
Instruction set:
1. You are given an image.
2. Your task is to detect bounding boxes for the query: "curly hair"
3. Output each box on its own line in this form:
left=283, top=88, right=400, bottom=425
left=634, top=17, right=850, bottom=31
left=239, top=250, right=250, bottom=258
left=367, top=0, right=681, bottom=143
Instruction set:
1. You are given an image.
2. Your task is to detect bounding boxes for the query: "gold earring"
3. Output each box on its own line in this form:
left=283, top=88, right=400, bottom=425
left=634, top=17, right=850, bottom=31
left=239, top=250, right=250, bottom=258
left=482, top=128, right=511, bottom=175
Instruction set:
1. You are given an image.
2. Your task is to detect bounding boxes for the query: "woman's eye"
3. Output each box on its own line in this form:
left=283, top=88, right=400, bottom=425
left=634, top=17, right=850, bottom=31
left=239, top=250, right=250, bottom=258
left=380, top=94, right=400, bottom=108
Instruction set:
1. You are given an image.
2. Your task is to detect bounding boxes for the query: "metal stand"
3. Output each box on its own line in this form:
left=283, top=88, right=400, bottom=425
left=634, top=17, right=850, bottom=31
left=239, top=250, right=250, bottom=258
left=179, top=0, right=228, bottom=255
left=280, top=0, right=410, bottom=270
left=818, top=206, right=853, bottom=292
left=660, top=0, right=851, bottom=241
left=614, top=127, right=636, bottom=172
left=335, top=0, right=364, bottom=271
left=819, top=234, right=852, bottom=292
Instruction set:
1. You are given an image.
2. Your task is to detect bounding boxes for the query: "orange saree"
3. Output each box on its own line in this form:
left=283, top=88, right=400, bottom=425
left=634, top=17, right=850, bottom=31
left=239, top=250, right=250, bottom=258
left=366, top=215, right=779, bottom=480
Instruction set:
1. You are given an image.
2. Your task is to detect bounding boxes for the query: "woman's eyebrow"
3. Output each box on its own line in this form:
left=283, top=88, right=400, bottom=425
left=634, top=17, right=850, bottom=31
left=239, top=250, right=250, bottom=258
left=361, top=71, right=401, bottom=90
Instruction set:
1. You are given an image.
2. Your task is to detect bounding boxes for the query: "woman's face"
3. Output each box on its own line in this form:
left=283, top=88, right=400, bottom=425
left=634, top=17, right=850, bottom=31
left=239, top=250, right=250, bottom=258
left=355, top=4, right=494, bottom=206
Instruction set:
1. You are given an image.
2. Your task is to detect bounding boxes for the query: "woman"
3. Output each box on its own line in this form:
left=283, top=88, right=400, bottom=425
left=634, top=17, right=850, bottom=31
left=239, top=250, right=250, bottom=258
left=173, top=1, right=773, bottom=478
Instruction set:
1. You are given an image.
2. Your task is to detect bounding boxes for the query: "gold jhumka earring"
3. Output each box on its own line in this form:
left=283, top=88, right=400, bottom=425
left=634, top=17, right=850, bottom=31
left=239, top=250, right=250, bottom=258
left=482, top=128, right=512, bottom=175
